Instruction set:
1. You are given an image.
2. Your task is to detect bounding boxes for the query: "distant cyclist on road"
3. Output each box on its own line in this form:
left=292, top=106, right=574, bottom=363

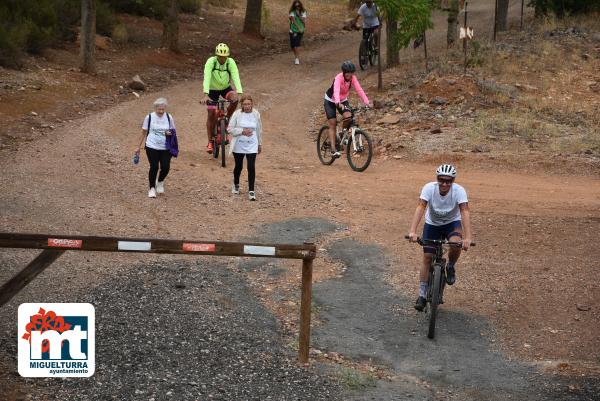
left=203, top=43, right=243, bottom=154
left=407, top=164, right=473, bottom=312
left=353, top=0, right=380, bottom=48
left=323, top=61, right=370, bottom=158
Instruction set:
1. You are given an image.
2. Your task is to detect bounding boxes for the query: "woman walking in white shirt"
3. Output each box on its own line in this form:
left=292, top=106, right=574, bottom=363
left=134, top=98, right=176, bottom=198
left=227, top=95, right=263, bottom=201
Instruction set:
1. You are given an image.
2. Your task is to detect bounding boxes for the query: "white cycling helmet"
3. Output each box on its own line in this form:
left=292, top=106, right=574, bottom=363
left=436, top=164, right=457, bottom=178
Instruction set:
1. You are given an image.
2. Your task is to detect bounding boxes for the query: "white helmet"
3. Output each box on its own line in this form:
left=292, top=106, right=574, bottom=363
left=436, top=164, right=457, bottom=178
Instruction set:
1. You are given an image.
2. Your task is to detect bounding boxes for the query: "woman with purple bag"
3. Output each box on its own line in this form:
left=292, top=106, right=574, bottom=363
left=134, top=97, right=178, bottom=198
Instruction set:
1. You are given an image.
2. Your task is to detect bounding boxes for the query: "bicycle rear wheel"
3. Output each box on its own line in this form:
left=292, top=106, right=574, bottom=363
left=428, top=263, right=443, bottom=339
left=220, top=119, right=227, bottom=167
left=317, top=126, right=336, bottom=165
left=359, top=39, right=369, bottom=70
left=346, top=129, right=372, bottom=172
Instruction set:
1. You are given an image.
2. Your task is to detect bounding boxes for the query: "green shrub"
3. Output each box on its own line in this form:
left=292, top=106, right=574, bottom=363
left=111, top=23, right=129, bottom=45
left=104, top=0, right=167, bottom=18
left=529, top=0, right=600, bottom=16
left=96, top=1, right=116, bottom=36
left=179, top=0, right=201, bottom=14
left=0, top=23, right=30, bottom=68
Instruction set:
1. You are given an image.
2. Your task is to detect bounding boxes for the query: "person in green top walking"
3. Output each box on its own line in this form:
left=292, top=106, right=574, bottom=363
left=288, top=1, right=307, bottom=65
left=203, top=43, right=243, bottom=154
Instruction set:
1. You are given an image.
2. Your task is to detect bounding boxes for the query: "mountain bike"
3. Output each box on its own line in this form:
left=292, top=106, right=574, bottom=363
left=206, top=99, right=233, bottom=168
left=359, top=29, right=378, bottom=71
left=405, top=236, right=475, bottom=339
left=317, top=107, right=373, bottom=172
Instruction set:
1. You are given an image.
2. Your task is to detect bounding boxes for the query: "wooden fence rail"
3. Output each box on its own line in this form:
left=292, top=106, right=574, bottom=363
left=0, top=232, right=316, bottom=363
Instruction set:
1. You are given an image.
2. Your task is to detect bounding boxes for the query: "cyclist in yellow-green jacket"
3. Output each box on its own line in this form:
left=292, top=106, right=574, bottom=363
left=203, top=43, right=243, bottom=153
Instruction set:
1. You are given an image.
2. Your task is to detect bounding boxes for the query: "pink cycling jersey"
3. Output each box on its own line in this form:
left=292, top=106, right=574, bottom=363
left=324, top=73, right=369, bottom=105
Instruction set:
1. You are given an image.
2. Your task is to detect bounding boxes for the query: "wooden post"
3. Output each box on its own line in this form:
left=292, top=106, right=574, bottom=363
left=0, top=250, right=64, bottom=307
left=423, top=31, right=428, bottom=71
left=520, top=0, right=524, bottom=30
left=463, top=2, right=468, bottom=74
left=298, top=257, right=313, bottom=364
left=493, top=0, right=498, bottom=41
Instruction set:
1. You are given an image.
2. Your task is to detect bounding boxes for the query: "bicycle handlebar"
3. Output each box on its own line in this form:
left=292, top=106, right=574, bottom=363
left=199, top=99, right=236, bottom=105
left=404, top=235, right=476, bottom=247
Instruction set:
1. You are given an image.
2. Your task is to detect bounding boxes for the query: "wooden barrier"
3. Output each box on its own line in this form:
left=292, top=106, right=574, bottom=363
left=0, top=232, right=317, bottom=363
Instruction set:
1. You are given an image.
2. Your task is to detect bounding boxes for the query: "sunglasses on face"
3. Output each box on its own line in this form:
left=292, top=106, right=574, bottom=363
left=437, top=178, right=454, bottom=185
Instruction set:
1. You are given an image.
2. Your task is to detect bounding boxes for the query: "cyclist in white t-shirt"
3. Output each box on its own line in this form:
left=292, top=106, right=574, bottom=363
left=407, top=164, right=473, bottom=311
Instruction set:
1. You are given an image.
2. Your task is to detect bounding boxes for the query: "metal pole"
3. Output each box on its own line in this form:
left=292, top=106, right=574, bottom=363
left=493, top=0, right=498, bottom=41
left=0, top=250, right=64, bottom=307
left=298, top=257, right=313, bottom=364
left=463, top=2, right=468, bottom=74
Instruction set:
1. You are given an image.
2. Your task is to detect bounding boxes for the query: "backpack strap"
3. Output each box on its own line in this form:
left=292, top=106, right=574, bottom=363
left=166, top=113, right=171, bottom=129
left=146, top=113, right=151, bottom=131
left=212, top=57, right=230, bottom=75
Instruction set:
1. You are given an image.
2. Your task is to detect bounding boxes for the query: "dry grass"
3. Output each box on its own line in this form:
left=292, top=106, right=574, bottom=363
left=455, top=13, right=600, bottom=157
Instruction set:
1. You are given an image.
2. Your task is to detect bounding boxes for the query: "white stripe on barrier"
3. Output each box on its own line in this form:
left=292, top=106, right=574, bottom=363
left=118, top=241, right=152, bottom=251
left=243, top=245, right=276, bottom=256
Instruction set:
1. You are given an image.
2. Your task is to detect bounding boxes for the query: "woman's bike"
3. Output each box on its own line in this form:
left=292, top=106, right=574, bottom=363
left=317, top=107, right=373, bottom=172
left=359, top=29, right=378, bottom=70
left=206, top=99, right=233, bottom=168
left=405, top=236, right=476, bottom=339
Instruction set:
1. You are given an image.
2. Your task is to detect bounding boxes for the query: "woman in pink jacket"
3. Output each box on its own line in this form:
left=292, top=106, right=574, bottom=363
left=323, top=61, right=370, bottom=158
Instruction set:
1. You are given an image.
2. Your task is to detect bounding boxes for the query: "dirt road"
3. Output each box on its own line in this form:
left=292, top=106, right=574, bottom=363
left=1, top=2, right=599, bottom=399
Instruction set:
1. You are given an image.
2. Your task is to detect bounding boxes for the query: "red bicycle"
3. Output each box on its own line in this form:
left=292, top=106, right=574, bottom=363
left=205, top=99, right=233, bottom=167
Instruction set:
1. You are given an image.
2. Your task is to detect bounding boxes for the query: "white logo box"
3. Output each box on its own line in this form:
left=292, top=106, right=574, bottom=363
left=18, top=303, right=95, bottom=377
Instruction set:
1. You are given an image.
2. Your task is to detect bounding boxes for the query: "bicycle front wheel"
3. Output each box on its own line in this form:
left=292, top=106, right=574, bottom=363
left=346, top=129, right=372, bottom=172
left=212, top=125, right=219, bottom=159
left=220, top=119, right=227, bottom=167
left=317, top=126, right=336, bottom=165
left=369, top=39, right=378, bottom=66
left=359, top=39, right=369, bottom=70
left=428, top=263, right=443, bottom=339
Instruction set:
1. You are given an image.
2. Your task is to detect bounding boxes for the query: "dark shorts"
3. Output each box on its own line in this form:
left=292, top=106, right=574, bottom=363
left=324, top=99, right=350, bottom=120
left=363, top=26, right=379, bottom=40
left=207, top=87, right=234, bottom=109
left=289, top=32, right=304, bottom=48
left=422, top=221, right=462, bottom=254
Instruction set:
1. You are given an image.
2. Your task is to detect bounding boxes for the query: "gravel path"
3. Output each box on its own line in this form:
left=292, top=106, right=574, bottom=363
left=0, top=257, right=341, bottom=400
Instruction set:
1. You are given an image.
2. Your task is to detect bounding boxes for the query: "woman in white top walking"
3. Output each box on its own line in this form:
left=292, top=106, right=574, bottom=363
left=227, top=94, right=263, bottom=201
left=135, top=98, right=176, bottom=198
left=407, top=164, right=473, bottom=311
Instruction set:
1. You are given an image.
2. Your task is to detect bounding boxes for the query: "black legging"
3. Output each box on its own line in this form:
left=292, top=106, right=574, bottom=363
left=145, top=147, right=172, bottom=188
left=233, top=152, right=257, bottom=191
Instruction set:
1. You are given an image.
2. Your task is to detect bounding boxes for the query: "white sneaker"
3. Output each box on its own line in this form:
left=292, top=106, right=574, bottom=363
left=232, top=184, right=240, bottom=195
left=294, top=58, right=300, bottom=65
left=148, top=188, right=157, bottom=198
left=156, top=181, right=165, bottom=194
left=248, top=191, right=256, bottom=201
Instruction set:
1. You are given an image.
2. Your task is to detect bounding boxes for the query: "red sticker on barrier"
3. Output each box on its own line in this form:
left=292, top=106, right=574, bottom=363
left=47, top=238, right=83, bottom=248
left=182, top=243, right=216, bottom=252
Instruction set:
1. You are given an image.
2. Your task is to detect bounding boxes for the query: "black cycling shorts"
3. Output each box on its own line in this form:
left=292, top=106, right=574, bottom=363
left=207, top=87, right=234, bottom=102
left=363, top=26, right=379, bottom=40
left=324, top=99, right=350, bottom=120
left=289, top=32, right=304, bottom=48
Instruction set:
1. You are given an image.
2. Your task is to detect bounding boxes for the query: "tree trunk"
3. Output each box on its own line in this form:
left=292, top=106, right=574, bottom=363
left=243, top=0, right=263, bottom=37
left=162, top=0, right=179, bottom=52
left=446, top=0, right=459, bottom=48
left=386, top=14, right=399, bottom=67
left=80, top=0, right=96, bottom=73
left=496, top=0, right=509, bottom=31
